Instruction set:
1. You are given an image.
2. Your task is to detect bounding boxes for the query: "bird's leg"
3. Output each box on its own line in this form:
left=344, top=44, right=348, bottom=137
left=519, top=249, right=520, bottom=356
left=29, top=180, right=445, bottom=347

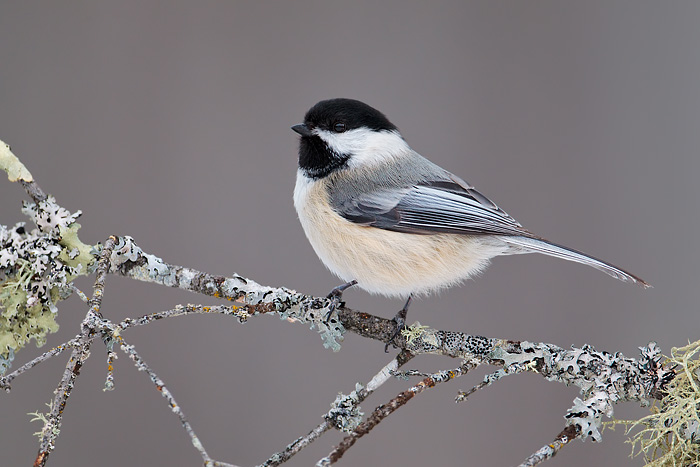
left=385, top=295, right=413, bottom=352
left=325, top=280, right=358, bottom=322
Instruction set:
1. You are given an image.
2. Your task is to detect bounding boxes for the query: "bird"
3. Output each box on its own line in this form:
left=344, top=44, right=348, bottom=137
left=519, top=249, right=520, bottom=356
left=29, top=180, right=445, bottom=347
left=291, top=98, right=648, bottom=345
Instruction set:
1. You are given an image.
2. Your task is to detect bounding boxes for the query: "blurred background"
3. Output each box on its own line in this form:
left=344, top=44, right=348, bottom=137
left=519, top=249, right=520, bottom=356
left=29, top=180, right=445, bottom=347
left=1, top=2, right=698, bottom=466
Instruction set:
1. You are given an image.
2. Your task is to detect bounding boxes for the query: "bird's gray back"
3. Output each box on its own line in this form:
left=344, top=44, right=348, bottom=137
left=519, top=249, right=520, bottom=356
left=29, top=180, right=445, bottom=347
left=326, top=150, right=456, bottom=211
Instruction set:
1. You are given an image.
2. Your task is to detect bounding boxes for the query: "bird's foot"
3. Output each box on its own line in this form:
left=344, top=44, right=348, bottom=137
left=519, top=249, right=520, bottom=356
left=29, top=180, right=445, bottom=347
left=384, top=295, right=413, bottom=352
left=325, top=280, right=358, bottom=322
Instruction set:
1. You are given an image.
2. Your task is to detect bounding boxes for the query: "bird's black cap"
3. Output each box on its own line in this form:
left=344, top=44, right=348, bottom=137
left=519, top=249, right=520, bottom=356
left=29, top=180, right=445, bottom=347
left=301, top=98, right=397, bottom=133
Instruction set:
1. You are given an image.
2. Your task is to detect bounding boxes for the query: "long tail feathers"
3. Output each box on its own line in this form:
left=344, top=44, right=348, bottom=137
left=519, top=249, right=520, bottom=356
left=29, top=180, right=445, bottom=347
left=501, top=236, right=651, bottom=288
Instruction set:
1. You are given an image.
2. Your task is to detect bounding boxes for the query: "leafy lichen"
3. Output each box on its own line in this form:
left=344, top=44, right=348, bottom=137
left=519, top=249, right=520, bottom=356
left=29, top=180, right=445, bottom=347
left=401, top=322, right=429, bottom=344
left=28, top=401, right=57, bottom=439
left=0, top=140, right=33, bottom=182
left=0, top=197, right=96, bottom=372
left=623, top=340, right=700, bottom=466
left=326, top=383, right=365, bottom=432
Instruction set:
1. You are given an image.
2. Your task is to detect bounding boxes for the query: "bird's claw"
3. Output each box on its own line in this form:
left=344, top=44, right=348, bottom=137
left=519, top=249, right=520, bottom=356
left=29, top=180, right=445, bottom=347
left=325, top=295, right=341, bottom=322
left=324, top=280, right=357, bottom=323
left=384, top=295, right=412, bottom=352
left=384, top=314, right=406, bottom=352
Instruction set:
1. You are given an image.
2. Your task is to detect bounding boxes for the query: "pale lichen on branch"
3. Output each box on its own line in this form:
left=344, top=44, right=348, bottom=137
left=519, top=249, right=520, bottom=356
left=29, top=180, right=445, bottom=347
left=0, top=195, right=96, bottom=373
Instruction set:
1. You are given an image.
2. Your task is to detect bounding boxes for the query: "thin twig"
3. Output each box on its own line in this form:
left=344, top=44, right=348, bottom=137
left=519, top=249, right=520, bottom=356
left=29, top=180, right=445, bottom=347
left=517, top=425, right=580, bottom=467
left=19, top=179, right=48, bottom=203
left=319, top=361, right=476, bottom=466
left=118, top=304, right=249, bottom=331
left=104, top=347, right=116, bottom=391
left=71, top=285, right=89, bottom=303
left=86, top=236, right=116, bottom=320
left=455, top=368, right=510, bottom=403
left=0, top=339, right=77, bottom=391
left=33, top=346, right=88, bottom=467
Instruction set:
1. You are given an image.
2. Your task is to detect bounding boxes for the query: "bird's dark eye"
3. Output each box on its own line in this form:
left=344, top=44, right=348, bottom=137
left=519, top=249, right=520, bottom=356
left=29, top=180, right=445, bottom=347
left=333, top=122, right=347, bottom=133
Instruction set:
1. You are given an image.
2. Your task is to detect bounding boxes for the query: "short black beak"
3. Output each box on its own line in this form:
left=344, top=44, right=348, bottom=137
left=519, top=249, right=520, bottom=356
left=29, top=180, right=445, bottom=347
left=291, top=123, right=313, bottom=137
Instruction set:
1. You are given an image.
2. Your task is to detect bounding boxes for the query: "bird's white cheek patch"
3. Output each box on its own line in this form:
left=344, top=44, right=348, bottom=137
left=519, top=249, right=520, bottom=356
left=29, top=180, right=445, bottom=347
left=315, top=128, right=409, bottom=168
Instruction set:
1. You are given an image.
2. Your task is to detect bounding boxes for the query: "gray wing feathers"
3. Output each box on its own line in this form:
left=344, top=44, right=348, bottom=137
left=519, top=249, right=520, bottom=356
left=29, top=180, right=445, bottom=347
left=336, top=182, right=529, bottom=236
left=390, top=185, right=526, bottom=235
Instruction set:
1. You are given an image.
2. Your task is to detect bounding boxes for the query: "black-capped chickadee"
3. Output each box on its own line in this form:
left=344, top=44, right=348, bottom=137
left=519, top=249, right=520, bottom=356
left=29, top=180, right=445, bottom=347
left=292, top=98, right=648, bottom=338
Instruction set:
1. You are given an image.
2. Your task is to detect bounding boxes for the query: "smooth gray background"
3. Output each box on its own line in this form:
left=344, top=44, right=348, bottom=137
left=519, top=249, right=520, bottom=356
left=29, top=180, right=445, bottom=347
left=1, top=2, right=698, bottom=466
